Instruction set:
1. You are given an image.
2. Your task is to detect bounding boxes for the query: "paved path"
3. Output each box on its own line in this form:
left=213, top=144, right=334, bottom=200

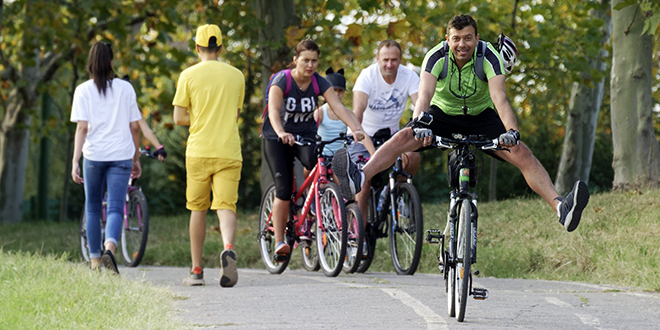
left=122, top=266, right=660, bottom=329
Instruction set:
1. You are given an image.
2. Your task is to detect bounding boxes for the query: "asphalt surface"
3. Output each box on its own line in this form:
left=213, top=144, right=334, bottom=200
left=121, top=266, right=660, bottom=329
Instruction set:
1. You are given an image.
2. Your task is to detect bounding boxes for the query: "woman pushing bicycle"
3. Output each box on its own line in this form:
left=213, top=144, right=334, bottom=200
left=261, top=39, right=370, bottom=260
left=71, top=42, right=143, bottom=274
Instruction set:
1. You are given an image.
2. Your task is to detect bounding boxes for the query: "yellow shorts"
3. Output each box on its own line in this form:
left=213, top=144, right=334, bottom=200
left=186, top=157, right=242, bottom=212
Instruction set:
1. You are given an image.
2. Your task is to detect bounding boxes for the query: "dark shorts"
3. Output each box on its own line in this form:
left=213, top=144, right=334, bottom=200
left=263, top=138, right=317, bottom=200
left=410, top=105, right=507, bottom=160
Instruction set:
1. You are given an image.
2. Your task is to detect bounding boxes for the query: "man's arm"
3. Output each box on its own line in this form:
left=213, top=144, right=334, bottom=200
left=488, top=75, right=518, bottom=131
left=173, top=106, right=190, bottom=126
left=352, top=91, right=369, bottom=123
left=412, top=71, right=436, bottom=118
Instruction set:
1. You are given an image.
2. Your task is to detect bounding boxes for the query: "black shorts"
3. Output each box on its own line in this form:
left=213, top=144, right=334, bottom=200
left=263, top=139, right=317, bottom=200
left=411, top=105, right=507, bottom=159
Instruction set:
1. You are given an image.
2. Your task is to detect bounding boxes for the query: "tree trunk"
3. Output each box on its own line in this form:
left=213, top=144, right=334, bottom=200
left=610, top=0, right=660, bottom=190
left=0, top=108, right=31, bottom=223
left=556, top=0, right=612, bottom=195
left=255, top=0, right=300, bottom=194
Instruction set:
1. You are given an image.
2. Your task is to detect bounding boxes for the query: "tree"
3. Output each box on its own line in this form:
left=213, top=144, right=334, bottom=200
left=0, top=0, right=185, bottom=222
left=610, top=0, right=660, bottom=190
left=555, top=0, right=612, bottom=194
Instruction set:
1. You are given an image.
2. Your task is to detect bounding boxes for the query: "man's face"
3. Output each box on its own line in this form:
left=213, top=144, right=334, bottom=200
left=377, top=46, right=401, bottom=80
left=446, top=25, right=478, bottom=64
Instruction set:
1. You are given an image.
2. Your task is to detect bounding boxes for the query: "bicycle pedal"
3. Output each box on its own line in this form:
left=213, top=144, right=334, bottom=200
left=472, top=269, right=480, bottom=276
left=472, top=287, right=488, bottom=300
left=274, top=253, right=289, bottom=263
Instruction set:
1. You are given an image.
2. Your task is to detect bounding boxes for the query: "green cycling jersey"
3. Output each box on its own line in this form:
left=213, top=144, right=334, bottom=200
left=421, top=41, right=505, bottom=116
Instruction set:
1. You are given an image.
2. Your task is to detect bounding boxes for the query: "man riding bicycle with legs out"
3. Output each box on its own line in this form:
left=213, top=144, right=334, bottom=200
left=350, top=39, right=421, bottom=235
left=334, top=14, right=590, bottom=233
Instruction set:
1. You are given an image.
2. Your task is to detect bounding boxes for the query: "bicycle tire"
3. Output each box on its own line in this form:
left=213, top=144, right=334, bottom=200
left=301, top=217, right=320, bottom=272
left=258, top=185, right=290, bottom=274
left=79, top=210, right=90, bottom=262
left=343, top=203, right=364, bottom=274
left=455, top=199, right=472, bottom=322
left=356, top=189, right=377, bottom=273
left=121, top=189, right=149, bottom=267
left=316, top=182, right=347, bottom=277
left=389, top=182, right=423, bottom=275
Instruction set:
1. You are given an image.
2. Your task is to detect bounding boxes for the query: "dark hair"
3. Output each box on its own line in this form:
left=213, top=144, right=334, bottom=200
left=287, top=39, right=320, bottom=69
left=87, top=42, right=115, bottom=96
left=447, top=14, right=478, bottom=36
left=377, top=40, right=402, bottom=58
left=198, top=37, right=220, bottom=53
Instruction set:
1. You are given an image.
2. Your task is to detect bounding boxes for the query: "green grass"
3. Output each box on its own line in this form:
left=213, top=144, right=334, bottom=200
left=0, top=250, right=180, bottom=329
left=2, top=187, right=659, bottom=291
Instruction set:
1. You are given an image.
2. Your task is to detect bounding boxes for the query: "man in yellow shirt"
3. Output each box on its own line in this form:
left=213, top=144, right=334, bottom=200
left=173, top=24, right=245, bottom=287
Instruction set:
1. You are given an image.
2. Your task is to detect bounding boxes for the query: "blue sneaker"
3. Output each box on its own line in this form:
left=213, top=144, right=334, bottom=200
left=331, top=148, right=362, bottom=200
left=558, top=181, right=589, bottom=232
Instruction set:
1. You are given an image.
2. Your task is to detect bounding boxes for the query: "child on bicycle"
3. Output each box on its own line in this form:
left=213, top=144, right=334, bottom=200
left=261, top=39, right=369, bottom=261
left=315, top=68, right=375, bottom=158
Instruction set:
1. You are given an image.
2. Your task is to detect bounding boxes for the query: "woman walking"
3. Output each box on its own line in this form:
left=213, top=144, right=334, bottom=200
left=71, top=42, right=143, bottom=274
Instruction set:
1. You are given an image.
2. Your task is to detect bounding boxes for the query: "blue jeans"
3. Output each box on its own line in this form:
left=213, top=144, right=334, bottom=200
left=83, top=158, right=132, bottom=258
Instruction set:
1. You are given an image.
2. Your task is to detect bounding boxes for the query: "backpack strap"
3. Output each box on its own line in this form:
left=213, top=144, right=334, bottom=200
left=438, top=40, right=488, bottom=82
left=438, top=41, right=449, bottom=80
left=283, top=69, right=292, bottom=96
left=311, top=74, right=320, bottom=95
left=474, top=40, right=487, bottom=82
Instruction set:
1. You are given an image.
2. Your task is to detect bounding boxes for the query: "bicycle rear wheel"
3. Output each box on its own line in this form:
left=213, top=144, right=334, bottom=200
left=389, top=182, right=423, bottom=275
left=316, top=182, right=347, bottom=277
left=455, top=199, right=472, bottom=322
left=121, top=189, right=149, bottom=267
left=79, top=210, right=90, bottom=262
left=301, top=217, right=320, bottom=272
left=258, top=185, right=290, bottom=274
left=343, top=203, right=364, bottom=274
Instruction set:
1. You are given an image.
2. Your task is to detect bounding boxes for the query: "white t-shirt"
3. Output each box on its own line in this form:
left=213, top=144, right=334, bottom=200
left=70, top=78, right=142, bottom=161
left=353, top=63, right=420, bottom=136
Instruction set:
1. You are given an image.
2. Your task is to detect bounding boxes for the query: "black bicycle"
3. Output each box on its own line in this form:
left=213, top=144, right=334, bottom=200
left=423, top=131, right=505, bottom=322
left=355, top=140, right=424, bottom=275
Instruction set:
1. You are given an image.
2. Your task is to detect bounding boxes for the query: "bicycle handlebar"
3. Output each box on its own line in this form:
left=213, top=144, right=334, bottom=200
left=139, top=147, right=158, bottom=159
left=412, top=128, right=501, bottom=151
left=289, top=134, right=354, bottom=148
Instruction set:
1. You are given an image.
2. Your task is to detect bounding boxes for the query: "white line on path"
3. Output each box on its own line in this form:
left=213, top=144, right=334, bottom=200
left=301, top=275, right=448, bottom=330
left=380, top=288, right=449, bottom=330
left=575, top=313, right=600, bottom=327
left=545, top=296, right=572, bottom=307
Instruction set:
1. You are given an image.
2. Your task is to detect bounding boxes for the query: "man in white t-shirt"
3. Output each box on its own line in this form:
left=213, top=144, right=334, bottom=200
left=349, top=39, right=421, bottom=231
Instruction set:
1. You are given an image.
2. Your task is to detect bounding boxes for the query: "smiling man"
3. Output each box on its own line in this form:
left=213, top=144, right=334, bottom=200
left=333, top=14, right=590, bottom=233
left=348, top=40, right=420, bottom=231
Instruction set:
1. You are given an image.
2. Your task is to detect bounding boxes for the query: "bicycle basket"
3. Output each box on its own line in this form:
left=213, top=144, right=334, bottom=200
left=446, top=149, right=478, bottom=188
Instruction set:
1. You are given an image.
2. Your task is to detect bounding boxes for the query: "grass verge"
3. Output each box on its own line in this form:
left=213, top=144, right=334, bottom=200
left=2, top=187, right=659, bottom=291
left=0, top=250, right=180, bottom=329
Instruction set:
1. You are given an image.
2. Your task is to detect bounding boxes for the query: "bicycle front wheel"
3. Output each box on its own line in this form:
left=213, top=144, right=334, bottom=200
left=389, top=182, right=423, bottom=275
left=258, top=185, right=290, bottom=274
left=343, top=203, right=364, bottom=274
left=357, top=189, right=378, bottom=273
left=121, top=189, right=149, bottom=267
left=455, top=199, right=472, bottom=322
left=79, top=210, right=90, bottom=263
left=316, top=182, right=347, bottom=277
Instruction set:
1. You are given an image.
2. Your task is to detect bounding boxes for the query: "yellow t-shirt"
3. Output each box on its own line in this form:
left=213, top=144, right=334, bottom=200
left=172, top=61, right=245, bottom=160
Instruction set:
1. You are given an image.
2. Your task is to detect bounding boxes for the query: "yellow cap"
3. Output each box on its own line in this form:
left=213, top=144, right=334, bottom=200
left=194, top=24, right=222, bottom=48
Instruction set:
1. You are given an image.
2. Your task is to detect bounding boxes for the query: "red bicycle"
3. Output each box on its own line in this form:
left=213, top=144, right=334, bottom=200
left=258, top=135, right=362, bottom=277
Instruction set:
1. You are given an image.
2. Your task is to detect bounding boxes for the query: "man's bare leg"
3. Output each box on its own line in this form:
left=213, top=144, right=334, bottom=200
left=494, top=142, right=560, bottom=212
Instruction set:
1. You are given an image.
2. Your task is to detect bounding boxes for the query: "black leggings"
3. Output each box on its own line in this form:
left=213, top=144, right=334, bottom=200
left=263, top=139, right=317, bottom=200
